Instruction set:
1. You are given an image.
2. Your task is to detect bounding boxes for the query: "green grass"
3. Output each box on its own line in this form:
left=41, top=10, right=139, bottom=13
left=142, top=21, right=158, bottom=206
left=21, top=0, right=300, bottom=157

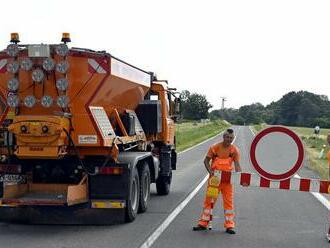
left=175, top=120, right=230, bottom=152
left=251, top=123, right=267, bottom=133
left=289, top=126, right=330, bottom=179
left=251, top=124, right=329, bottom=179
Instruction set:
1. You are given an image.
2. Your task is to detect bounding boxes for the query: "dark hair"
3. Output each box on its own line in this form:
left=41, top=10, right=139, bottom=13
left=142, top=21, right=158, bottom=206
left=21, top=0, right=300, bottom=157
left=227, top=128, right=234, bottom=134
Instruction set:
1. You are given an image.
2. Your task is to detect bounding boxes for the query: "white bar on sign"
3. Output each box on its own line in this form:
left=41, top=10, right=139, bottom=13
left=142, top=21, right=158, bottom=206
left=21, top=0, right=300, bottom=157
left=270, top=180, right=280, bottom=189
left=309, top=179, right=320, bottom=193
left=249, top=173, right=261, bottom=187
left=289, top=177, right=300, bottom=191
left=111, top=58, right=151, bottom=87
left=230, top=173, right=241, bottom=185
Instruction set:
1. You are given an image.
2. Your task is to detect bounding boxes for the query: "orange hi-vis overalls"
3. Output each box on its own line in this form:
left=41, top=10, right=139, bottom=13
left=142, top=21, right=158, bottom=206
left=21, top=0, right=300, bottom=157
left=198, top=145, right=238, bottom=229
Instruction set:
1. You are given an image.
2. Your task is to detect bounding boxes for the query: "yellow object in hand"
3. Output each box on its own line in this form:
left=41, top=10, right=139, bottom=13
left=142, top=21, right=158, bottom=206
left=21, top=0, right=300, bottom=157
left=206, top=175, right=221, bottom=198
left=206, top=187, right=219, bottom=198
left=209, top=175, right=220, bottom=186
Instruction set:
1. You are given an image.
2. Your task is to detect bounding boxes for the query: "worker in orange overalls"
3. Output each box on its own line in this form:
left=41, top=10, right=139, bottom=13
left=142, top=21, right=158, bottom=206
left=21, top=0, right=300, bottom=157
left=193, top=128, right=242, bottom=234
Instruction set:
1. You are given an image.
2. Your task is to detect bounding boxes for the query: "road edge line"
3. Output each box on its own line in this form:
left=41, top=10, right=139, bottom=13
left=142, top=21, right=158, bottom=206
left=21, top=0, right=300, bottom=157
left=294, top=174, right=330, bottom=211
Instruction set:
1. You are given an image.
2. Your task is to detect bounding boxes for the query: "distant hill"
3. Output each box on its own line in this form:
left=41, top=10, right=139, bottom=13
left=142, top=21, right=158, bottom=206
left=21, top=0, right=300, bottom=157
left=210, top=91, right=330, bottom=128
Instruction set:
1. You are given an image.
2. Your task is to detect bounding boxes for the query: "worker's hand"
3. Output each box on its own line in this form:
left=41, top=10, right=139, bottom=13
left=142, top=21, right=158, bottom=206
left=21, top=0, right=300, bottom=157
left=208, top=170, right=214, bottom=176
left=241, top=182, right=249, bottom=187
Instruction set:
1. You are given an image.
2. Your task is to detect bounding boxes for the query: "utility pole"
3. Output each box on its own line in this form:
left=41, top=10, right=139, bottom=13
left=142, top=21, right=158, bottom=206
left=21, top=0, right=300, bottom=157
left=220, top=97, right=227, bottom=110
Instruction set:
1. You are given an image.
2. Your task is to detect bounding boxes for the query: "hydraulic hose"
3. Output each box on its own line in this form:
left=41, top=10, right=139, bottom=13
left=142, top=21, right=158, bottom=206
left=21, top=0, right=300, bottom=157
left=62, top=128, right=96, bottom=175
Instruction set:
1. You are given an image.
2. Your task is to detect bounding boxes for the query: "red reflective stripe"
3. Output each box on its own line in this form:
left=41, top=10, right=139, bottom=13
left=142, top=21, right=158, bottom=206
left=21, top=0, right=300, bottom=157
left=279, top=178, right=291, bottom=190
left=99, top=167, right=123, bottom=175
left=260, top=177, right=270, bottom=188
left=299, top=179, right=311, bottom=192
left=220, top=171, right=231, bottom=184
left=96, top=58, right=109, bottom=72
left=240, top=173, right=251, bottom=186
left=219, top=171, right=329, bottom=194
left=319, top=180, right=330, bottom=194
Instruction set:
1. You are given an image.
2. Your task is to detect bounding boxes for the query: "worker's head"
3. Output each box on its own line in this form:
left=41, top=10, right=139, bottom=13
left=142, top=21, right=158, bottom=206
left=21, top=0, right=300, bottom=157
left=223, top=128, right=234, bottom=147
left=327, top=133, right=330, bottom=145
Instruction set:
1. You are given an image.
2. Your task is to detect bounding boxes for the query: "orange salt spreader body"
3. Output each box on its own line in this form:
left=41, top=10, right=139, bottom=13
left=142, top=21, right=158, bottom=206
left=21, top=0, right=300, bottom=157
left=0, top=33, right=180, bottom=224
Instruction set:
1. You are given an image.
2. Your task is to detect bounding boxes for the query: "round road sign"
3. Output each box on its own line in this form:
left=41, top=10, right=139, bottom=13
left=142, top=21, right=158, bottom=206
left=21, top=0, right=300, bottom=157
left=250, top=126, right=304, bottom=181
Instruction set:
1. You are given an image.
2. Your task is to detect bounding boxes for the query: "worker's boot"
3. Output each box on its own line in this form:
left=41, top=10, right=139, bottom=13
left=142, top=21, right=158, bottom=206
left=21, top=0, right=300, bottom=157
left=192, top=224, right=207, bottom=231
left=226, top=228, right=236, bottom=234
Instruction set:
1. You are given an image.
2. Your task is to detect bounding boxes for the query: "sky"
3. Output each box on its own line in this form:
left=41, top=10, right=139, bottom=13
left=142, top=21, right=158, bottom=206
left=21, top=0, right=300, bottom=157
left=1, top=0, right=329, bottom=109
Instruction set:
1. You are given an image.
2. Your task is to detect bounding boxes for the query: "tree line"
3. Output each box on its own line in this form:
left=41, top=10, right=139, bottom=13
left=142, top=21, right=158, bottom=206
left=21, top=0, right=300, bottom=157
left=180, top=90, right=330, bottom=128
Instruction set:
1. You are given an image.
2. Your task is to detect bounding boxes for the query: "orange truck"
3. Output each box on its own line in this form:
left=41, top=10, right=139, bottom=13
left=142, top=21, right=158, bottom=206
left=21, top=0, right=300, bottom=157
left=0, top=33, right=180, bottom=224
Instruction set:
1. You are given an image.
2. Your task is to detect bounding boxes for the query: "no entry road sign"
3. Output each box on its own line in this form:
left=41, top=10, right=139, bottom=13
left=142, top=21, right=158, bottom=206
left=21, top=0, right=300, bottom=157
left=250, top=126, right=305, bottom=181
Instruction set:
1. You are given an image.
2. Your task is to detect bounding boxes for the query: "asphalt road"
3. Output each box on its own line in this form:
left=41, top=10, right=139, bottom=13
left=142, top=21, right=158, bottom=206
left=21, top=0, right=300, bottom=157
left=0, top=126, right=328, bottom=248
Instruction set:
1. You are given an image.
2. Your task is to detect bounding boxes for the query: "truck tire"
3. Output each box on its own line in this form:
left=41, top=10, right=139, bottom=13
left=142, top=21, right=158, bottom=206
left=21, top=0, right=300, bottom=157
left=156, top=171, right=172, bottom=196
left=138, top=163, right=151, bottom=213
left=125, top=166, right=140, bottom=222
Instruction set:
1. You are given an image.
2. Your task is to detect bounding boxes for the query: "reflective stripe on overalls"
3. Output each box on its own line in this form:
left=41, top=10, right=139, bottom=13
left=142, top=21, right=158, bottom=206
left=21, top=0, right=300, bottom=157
left=198, top=155, right=235, bottom=229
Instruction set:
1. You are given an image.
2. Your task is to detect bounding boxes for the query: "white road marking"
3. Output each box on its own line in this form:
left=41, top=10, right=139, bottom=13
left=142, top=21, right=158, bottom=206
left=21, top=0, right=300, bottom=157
left=249, top=126, right=255, bottom=135
left=248, top=126, right=330, bottom=211
left=139, top=126, right=240, bottom=248
left=294, top=174, right=330, bottom=211
left=139, top=174, right=209, bottom=248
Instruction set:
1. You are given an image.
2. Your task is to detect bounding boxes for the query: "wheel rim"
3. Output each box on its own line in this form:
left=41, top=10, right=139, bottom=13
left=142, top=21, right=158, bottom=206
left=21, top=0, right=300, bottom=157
left=143, top=173, right=150, bottom=202
left=131, top=178, right=138, bottom=211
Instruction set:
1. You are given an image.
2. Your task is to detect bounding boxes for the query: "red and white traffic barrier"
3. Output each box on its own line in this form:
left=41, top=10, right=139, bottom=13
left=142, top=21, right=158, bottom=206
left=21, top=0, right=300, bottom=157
left=218, top=171, right=330, bottom=194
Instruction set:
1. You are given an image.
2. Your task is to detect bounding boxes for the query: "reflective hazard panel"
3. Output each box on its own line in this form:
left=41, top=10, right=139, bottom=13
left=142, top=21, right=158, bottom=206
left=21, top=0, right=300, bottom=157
left=88, top=58, right=108, bottom=74
left=0, top=59, right=7, bottom=73
left=91, top=200, right=125, bottom=209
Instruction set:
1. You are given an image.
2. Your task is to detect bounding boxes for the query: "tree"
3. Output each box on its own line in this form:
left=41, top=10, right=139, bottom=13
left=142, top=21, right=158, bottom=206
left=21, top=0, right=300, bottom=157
left=181, top=91, right=212, bottom=120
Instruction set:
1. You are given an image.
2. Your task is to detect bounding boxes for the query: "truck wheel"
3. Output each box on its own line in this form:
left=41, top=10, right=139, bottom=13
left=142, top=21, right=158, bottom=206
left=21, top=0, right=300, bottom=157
left=156, top=171, right=172, bottom=196
left=125, top=166, right=140, bottom=222
left=138, top=163, right=151, bottom=213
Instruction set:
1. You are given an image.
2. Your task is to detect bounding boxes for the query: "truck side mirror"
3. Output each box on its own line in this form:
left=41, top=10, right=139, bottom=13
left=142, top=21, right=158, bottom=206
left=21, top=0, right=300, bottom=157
left=174, top=98, right=181, bottom=116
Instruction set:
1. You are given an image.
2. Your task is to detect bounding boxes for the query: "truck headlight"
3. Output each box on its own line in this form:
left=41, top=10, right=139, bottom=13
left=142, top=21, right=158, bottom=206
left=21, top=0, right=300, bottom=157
left=55, top=44, right=69, bottom=57
left=7, top=78, right=19, bottom=91
left=56, top=61, right=69, bottom=74
left=41, top=95, right=53, bottom=108
left=57, top=95, right=69, bottom=108
left=42, top=58, right=55, bottom=71
left=20, top=58, right=33, bottom=71
left=32, top=69, right=45, bottom=82
left=6, top=61, right=19, bottom=74
left=56, top=78, right=68, bottom=91
left=7, top=94, right=19, bottom=107
left=6, top=44, right=19, bottom=57
left=24, top=95, right=36, bottom=108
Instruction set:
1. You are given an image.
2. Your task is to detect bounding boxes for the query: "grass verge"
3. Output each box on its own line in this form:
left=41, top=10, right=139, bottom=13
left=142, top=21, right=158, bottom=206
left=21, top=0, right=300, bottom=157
left=289, top=126, right=329, bottom=180
left=176, top=120, right=230, bottom=152
left=251, top=123, right=267, bottom=133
